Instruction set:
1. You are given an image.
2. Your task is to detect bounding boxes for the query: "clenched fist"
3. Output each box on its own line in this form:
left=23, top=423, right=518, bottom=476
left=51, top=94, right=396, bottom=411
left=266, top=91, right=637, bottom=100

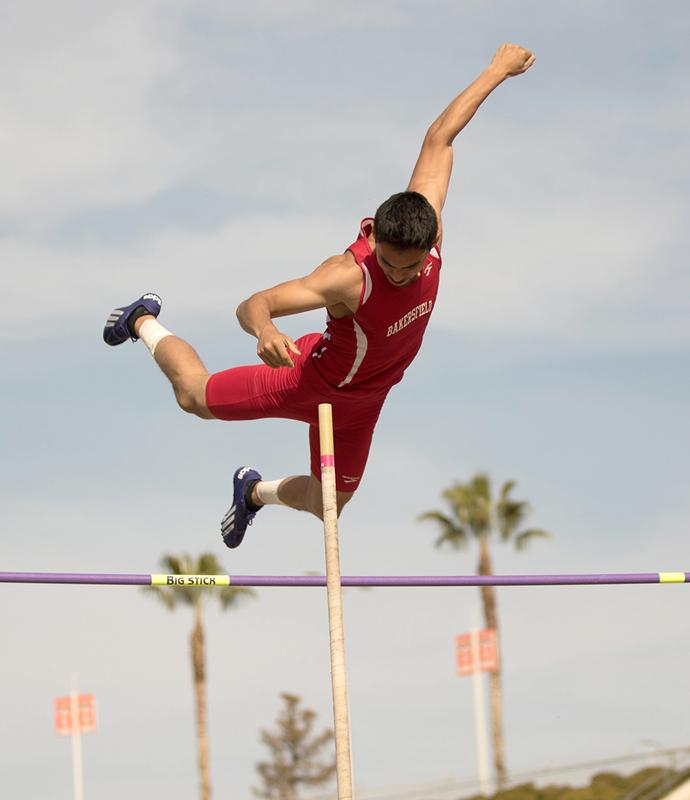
left=490, top=43, right=535, bottom=78
left=257, top=323, right=301, bottom=368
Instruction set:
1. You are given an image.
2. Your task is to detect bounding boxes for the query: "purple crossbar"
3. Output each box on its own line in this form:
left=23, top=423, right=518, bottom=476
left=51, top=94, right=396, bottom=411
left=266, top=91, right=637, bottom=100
left=0, top=572, right=149, bottom=585
left=0, top=571, right=688, bottom=587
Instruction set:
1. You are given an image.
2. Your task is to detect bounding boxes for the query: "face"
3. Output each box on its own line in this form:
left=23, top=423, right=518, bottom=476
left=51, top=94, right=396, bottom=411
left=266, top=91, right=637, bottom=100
left=375, top=242, right=429, bottom=287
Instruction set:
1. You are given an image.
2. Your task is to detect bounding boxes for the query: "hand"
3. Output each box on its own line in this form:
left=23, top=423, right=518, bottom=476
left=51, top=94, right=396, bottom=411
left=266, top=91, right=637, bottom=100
left=490, top=43, right=535, bottom=79
left=257, top=323, right=301, bottom=368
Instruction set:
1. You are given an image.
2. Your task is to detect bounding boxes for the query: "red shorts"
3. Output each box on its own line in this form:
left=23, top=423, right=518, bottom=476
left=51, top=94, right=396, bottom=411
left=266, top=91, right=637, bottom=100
left=205, top=334, right=386, bottom=492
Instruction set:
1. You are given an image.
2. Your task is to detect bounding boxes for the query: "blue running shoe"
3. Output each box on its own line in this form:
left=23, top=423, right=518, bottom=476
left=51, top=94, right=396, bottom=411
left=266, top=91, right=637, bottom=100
left=103, top=293, right=162, bottom=346
left=221, top=466, right=263, bottom=549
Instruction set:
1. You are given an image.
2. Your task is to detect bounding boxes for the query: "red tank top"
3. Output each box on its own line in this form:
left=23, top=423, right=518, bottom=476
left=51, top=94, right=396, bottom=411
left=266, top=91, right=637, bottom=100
left=306, top=218, right=441, bottom=396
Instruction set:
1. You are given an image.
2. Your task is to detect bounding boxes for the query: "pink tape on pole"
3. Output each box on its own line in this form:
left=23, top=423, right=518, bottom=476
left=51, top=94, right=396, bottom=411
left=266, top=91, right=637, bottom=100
left=321, top=455, right=335, bottom=468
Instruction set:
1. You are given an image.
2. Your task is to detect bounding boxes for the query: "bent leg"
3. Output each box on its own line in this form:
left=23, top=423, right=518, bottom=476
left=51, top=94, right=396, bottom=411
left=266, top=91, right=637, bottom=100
left=253, top=406, right=382, bottom=521
left=246, top=406, right=380, bottom=522
left=253, top=475, right=353, bottom=520
left=152, top=336, right=213, bottom=419
left=134, top=315, right=213, bottom=419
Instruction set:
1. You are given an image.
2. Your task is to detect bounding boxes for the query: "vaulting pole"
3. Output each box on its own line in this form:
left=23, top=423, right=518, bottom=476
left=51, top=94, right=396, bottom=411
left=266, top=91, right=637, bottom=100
left=318, top=402, right=354, bottom=800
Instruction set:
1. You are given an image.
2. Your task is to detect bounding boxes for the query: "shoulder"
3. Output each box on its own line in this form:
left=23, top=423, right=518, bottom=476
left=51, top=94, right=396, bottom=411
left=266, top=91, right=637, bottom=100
left=315, top=252, right=362, bottom=286
left=306, top=252, right=363, bottom=311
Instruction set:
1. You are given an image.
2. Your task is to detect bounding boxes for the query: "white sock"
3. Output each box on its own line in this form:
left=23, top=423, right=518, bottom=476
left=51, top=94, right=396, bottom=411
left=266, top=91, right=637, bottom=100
left=255, top=479, right=287, bottom=506
left=138, top=318, right=173, bottom=357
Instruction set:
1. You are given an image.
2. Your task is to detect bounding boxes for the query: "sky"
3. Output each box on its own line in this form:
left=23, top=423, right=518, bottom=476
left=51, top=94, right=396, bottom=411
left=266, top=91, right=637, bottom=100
left=1, top=0, right=689, bottom=797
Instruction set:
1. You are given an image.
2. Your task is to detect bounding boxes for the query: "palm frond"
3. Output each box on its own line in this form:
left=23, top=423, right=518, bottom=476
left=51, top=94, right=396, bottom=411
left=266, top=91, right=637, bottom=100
left=498, top=500, right=530, bottom=541
left=140, top=584, right=178, bottom=610
left=417, top=509, right=469, bottom=549
left=470, top=473, right=492, bottom=503
left=514, top=528, right=552, bottom=551
left=197, top=552, right=223, bottom=575
left=160, top=553, right=191, bottom=575
left=499, top=480, right=517, bottom=502
left=442, top=475, right=492, bottom=537
left=495, top=480, right=533, bottom=541
left=219, top=585, right=256, bottom=609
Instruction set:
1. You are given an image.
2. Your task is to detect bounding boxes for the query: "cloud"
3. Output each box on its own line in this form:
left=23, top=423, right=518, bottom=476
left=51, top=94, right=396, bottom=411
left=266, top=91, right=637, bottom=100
left=434, top=108, right=690, bottom=349
left=0, top=212, right=347, bottom=343
left=0, top=1, right=183, bottom=222
left=187, top=0, right=414, bottom=32
left=1, top=0, right=688, bottom=356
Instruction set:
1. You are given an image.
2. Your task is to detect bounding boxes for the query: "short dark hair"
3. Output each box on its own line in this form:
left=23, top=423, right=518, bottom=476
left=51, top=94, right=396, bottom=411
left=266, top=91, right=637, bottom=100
left=373, top=191, right=438, bottom=251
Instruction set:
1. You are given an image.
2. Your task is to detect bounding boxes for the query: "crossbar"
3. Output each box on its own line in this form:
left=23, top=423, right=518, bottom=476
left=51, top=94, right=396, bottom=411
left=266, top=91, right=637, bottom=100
left=0, top=571, right=688, bottom=586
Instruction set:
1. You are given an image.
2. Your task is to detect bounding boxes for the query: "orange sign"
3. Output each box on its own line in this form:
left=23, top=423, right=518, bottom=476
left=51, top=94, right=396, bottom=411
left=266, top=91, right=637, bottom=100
left=54, top=694, right=97, bottom=736
left=455, top=629, right=498, bottom=676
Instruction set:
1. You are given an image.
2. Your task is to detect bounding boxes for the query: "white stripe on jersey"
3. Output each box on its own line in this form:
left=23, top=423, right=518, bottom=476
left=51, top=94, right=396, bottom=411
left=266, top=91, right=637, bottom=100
left=361, top=263, right=373, bottom=305
left=337, top=319, right=368, bottom=387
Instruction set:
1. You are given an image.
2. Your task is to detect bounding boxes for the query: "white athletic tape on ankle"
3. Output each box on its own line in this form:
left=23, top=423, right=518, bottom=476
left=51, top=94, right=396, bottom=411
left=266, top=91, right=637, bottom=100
left=138, top=318, right=173, bottom=357
left=255, top=479, right=287, bottom=506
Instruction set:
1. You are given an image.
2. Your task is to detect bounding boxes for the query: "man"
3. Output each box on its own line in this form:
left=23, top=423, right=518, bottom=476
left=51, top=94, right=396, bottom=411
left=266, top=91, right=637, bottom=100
left=103, top=43, right=535, bottom=548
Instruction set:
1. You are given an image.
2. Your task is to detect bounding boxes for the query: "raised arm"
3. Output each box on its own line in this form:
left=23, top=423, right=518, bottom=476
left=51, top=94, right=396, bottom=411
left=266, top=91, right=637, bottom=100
left=236, top=255, right=362, bottom=368
left=408, top=43, right=535, bottom=240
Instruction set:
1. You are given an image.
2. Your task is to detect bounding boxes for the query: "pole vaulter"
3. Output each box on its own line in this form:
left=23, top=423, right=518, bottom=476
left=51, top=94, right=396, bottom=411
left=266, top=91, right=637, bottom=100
left=100, top=44, right=537, bottom=550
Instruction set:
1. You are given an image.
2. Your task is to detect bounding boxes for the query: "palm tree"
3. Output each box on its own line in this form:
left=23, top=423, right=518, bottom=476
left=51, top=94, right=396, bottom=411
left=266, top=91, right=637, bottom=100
left=143, top=552, right=255, bottom=800
left=418, top=473, right=550, bottom=791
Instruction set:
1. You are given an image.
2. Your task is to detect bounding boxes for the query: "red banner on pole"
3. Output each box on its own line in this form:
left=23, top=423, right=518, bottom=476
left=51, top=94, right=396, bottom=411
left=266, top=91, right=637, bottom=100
left=455, top=629, right=498, bottom=676
left=54, top=694, right=97, bottom=736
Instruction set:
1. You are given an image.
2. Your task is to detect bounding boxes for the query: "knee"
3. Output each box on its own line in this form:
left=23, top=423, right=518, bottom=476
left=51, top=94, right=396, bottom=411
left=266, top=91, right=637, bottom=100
left=175, top=388, right=200, bottom=416
left=174, top=379, right=211, bottom=419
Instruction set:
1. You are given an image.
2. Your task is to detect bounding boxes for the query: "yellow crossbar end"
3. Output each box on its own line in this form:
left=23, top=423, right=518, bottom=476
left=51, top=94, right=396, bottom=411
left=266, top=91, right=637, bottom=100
left=658, top=572, right=686, bottom=583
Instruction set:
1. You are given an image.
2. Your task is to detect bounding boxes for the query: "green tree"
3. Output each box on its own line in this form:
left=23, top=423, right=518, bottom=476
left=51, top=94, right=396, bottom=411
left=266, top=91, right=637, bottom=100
left=253, top=693, right=336, bottom=800
left=418, top=473, right=550, bottom=791
left=143, top=553, right=255, bottom=800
